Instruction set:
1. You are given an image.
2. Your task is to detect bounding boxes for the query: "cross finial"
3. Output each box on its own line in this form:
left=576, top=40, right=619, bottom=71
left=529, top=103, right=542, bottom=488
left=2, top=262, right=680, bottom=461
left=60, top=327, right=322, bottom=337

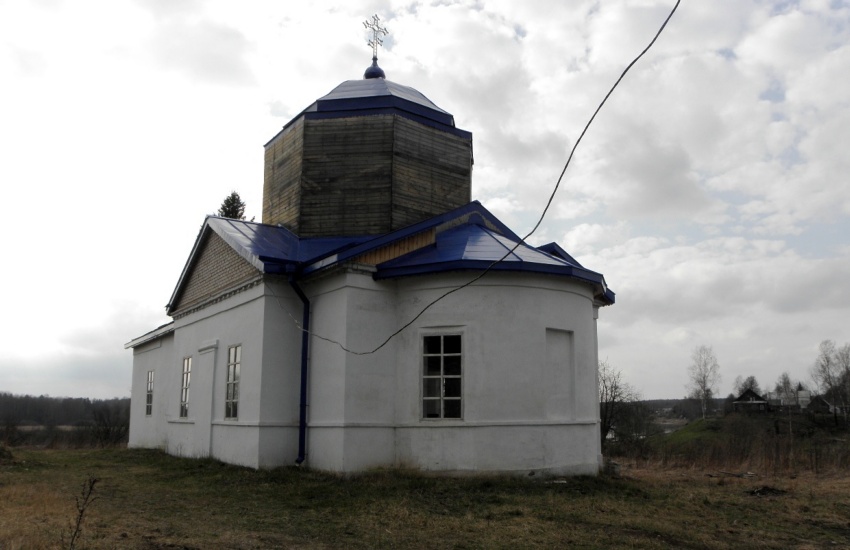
left=363, top=14, right=388, bottom=59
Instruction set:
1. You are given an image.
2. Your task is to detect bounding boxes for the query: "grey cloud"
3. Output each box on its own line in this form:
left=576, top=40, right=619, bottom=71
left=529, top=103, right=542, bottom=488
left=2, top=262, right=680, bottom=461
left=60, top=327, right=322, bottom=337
left=59, top=302, right=169, bottom=357
left=6, top=352, right=132, bottom=400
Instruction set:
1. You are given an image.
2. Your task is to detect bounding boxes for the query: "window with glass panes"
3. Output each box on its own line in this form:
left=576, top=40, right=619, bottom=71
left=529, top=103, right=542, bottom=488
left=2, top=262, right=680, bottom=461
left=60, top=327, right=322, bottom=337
left=179, top=357, right=191, bottom=418
left=145, top=370, right=154, bottom=416
left=225, top=345, right=241, bottom=419
left=422, top=334, right=462, bottom=419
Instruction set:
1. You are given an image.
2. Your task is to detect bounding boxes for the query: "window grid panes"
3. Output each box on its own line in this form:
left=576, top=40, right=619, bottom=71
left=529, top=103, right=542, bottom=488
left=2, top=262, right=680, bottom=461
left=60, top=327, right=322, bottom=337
left=225, top=345, right=241, bottom=419
left=179, top=357, right=191, bottom=418
left=422, top=334, right=462, bottom=419
left=145, top=370, right=154, bottom=416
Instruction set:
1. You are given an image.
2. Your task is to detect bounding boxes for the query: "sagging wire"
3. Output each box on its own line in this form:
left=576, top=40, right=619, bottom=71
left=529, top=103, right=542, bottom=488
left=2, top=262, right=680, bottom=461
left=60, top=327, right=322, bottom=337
left=286, top=0, right=682, bottom=356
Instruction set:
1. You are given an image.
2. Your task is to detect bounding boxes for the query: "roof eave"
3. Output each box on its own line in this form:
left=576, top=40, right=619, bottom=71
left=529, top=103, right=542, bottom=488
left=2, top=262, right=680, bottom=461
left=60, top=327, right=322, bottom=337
left=124, top=322, right=175, bottom=349
left=374, top=260, right=615, bottom=305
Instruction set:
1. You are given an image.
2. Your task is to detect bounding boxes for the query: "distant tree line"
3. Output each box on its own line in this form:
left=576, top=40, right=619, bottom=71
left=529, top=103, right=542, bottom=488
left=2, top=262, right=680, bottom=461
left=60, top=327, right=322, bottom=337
left=1, top=392, right=130, bottom=447
left=0, top=393, right=104, bottom=426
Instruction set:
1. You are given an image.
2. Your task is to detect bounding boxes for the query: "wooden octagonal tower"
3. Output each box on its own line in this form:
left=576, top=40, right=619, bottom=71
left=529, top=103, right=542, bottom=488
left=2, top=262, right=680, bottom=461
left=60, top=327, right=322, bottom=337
left=262, top=63, right=473, bottom=237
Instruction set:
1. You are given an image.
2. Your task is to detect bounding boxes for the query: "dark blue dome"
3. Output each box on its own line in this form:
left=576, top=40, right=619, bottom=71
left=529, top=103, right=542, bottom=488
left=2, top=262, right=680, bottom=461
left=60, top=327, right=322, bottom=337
left=364, top=56, right=385, bottom=79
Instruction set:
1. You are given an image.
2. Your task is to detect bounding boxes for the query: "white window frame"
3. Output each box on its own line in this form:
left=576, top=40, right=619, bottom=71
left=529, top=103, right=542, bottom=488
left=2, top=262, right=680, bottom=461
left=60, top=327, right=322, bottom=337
left=179, top=357, right=191, bottom=418
left=421, top=333, right=463, bottom=420
left=145, top=370, right=154, bottom=416
left=225, top=345, right=241, bottom=419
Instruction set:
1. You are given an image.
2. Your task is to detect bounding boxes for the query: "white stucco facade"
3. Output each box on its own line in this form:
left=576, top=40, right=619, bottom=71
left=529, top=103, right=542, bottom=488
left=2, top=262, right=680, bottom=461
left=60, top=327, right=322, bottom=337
left=127, top=67, right=614, bottom=476
left=129, top=266, right=604, bottom=475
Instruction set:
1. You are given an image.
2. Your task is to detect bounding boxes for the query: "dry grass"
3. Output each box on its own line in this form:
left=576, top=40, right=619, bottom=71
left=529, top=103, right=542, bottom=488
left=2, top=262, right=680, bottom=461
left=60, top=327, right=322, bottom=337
left=1, top=447, right=849, bottom=549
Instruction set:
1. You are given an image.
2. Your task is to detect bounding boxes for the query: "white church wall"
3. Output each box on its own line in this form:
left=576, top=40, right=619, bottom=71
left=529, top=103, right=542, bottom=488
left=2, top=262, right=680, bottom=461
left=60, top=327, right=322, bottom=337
left=256, top=280, right=304, bottom=467
left=390, top=271, right=601, bottom=475
left=394, top=424, right=599, bottom=475
left=302, top=270, right=398, bottom=471
left=128, top=332, right=173, bottom=449
left=129, top=264, right=604, bottom=474
left=299, top=272, right=353, bottom=471
left=164, top=285, right=268, bottom=466
left=339, top=272, right=399, bottom=470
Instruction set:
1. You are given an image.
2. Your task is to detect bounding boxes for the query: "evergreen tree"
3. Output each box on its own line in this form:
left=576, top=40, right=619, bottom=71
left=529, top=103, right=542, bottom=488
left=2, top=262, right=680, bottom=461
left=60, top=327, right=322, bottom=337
left=217, top=191, right=247, bottom=220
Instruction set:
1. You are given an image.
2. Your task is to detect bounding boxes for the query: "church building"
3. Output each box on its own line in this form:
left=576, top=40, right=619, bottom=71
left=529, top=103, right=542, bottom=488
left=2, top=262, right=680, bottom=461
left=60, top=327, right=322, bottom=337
left=126, top=44, right=615, bottom=475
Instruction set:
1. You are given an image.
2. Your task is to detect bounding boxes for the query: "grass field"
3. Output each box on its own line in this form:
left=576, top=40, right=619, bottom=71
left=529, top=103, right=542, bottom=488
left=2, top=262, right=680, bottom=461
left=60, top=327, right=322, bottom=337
left=1, top=446, right=849, bottom=549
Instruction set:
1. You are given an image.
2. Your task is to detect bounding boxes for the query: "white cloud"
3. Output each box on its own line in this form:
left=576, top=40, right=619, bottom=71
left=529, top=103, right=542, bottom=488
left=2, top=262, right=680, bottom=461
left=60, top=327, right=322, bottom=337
left=151, top=20, right=257, bottom=85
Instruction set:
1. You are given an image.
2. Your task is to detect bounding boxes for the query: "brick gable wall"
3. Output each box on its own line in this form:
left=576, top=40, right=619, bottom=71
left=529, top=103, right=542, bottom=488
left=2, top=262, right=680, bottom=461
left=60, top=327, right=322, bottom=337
left=171, top=232, right=260, bottom=316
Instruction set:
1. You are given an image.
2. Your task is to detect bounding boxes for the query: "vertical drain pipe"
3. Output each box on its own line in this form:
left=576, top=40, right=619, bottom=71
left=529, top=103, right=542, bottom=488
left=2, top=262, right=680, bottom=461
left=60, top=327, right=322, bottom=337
left=289, top=277, right=310, bottom=465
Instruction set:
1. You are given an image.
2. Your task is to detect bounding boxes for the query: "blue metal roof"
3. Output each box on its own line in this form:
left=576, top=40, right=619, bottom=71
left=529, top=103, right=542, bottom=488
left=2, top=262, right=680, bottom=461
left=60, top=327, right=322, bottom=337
left=299, top=202, right=518, bottom=272
left=537, top=242, right=584, bottom=268
left=167, top=203, right=615, bottom=314
left=166, top=218, right=369, bottom=313
left=274, top=78, right=471, bottom=141
left=374, top=223, right=615, bottom=305
left=317, top=79, right=451, bottom=117
left=205, top=217, right=368, bottom=273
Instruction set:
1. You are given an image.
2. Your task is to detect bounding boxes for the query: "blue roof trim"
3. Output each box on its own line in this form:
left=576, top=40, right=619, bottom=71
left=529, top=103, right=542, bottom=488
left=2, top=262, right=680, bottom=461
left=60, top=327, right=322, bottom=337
left=376, top=259, right=615, bottom=305
left=315, top=95, right=454, bottom=125
left=301, top=201, right=520, bottom=275
left=269, top=78, right=472, bottom=145
left=166, top=203, right=615, bottom=313
left=316, top=79, right=451, bottom=116
left=302, top=108, right=471, bottom=140
left=370, top=223, right=614, bottom=305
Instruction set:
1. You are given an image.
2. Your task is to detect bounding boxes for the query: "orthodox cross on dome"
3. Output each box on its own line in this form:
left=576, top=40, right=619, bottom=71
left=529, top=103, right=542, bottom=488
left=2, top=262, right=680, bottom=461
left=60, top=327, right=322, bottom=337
left=363, top=14, right=388, bottom=59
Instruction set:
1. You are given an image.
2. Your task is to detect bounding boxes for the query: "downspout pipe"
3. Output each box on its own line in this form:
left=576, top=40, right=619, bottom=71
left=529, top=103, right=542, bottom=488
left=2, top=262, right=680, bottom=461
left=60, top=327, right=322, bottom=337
left=289, top=277, right=310, bottom=465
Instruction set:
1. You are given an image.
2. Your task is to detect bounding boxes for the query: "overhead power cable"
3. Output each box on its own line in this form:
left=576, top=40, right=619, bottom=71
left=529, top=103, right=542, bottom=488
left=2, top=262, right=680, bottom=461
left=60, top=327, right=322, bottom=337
left=291, top=0, right=682, bottom=355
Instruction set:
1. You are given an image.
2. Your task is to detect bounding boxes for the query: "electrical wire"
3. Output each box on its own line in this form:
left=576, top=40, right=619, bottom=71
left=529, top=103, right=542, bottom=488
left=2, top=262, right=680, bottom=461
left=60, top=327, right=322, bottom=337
left=288, top=0, right=682, bottom=355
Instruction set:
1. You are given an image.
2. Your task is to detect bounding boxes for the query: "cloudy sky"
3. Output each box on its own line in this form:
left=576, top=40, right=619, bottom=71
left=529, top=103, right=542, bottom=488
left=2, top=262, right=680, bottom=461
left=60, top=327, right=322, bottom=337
left=1, top=0, right=848, bottom=401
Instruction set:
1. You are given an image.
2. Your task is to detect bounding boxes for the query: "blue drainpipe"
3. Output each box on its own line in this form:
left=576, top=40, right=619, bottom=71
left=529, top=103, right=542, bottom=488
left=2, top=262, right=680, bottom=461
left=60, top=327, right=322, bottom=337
left=289, top=277, right=310, bottom=465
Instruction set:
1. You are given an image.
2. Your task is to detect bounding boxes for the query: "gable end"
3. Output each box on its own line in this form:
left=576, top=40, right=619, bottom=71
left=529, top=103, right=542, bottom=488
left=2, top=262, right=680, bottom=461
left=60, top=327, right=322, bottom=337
left=170, top=232, right=261, bottom=316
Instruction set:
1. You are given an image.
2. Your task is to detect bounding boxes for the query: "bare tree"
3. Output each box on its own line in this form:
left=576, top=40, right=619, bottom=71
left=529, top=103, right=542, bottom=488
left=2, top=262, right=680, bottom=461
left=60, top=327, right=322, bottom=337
left=812, top=340, right=840, bottom=396
left=812, top=340, right=850, bottom=419
left=598, top=360, right=640, bottom=449
left=686, top=345, right=721, bottom=419
left=774, top=371, right=796, bottom=405
left=89, top=400, right=129, bottom=448
left=733, top=375, right=762, bottom=396
left=836, top=343, right=850, bottom=419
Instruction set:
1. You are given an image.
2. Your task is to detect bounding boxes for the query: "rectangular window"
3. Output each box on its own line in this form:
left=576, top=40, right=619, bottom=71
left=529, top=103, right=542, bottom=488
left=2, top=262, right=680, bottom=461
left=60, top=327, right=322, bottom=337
left=145, top=370, right=154, bottom=416
left=225, top=345, right=241, bottom=419
left=179, top=357, right=192, bottom=418
left=422, top=334, right=462, bottom=419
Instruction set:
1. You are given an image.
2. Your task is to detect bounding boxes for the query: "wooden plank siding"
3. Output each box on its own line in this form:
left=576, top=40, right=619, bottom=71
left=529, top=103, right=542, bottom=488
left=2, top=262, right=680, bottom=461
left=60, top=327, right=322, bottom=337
left=354, top=229, right=436, bottom=266
left=300, top=117, right=394, bottom=236
left=263, top=118, right=305, bottom=232
left=392, top=116, right=472, bottom=229
left=262, top=113, right=472, bottom=238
